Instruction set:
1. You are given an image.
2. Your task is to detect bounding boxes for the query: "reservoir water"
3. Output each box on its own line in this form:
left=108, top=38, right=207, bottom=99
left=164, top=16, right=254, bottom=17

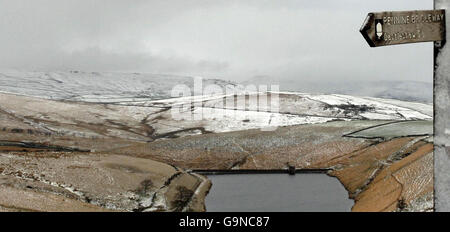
left=205, top=173, right=353, bottom=212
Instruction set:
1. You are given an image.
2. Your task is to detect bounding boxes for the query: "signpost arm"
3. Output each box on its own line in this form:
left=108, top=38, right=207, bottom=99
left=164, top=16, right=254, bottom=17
left=434, top=0, right=450, bottom=212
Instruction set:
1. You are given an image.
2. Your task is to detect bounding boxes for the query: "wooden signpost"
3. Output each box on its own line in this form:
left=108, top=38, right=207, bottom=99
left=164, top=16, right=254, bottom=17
left=360, top=10, right=446, bottom=47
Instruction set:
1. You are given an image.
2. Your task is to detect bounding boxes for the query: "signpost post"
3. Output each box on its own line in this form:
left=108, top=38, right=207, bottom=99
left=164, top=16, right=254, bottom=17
left=360, top=2, right=448, bottom=212
left=434, top=0, right=450, bottom=212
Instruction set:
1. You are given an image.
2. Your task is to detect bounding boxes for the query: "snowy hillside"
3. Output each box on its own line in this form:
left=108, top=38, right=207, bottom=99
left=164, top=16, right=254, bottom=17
left=0, top=71, right=239, bottom=102
left=0, top=71, right=432, bottom=136
left=136, top=92, right=432, bottom=134
left=0, top=71, right=433, bottom=105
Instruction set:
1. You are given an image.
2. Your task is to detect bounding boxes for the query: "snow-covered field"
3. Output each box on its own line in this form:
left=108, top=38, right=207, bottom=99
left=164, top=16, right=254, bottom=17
left=141, top=91, right=432, bottom=134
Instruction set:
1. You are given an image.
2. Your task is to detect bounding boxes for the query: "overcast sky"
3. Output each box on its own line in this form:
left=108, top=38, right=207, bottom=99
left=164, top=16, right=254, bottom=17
left=0, top=0, right=433, bottom=83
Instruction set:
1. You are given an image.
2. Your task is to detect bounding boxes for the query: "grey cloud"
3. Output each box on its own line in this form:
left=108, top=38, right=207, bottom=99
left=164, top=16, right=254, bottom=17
left=0, top=0, right=434, bottom=84
left=1, top=46, right=229, bottom=74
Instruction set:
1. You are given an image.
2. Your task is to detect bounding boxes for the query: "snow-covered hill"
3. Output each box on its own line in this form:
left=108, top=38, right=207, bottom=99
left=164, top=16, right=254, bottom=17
left=0, top=70, right=432, bottom=136
left=0, top=70, right=239, bottom=102
left=136, top=92, right=432, bottom=134
left=0, top=71, right=433, bottom=104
